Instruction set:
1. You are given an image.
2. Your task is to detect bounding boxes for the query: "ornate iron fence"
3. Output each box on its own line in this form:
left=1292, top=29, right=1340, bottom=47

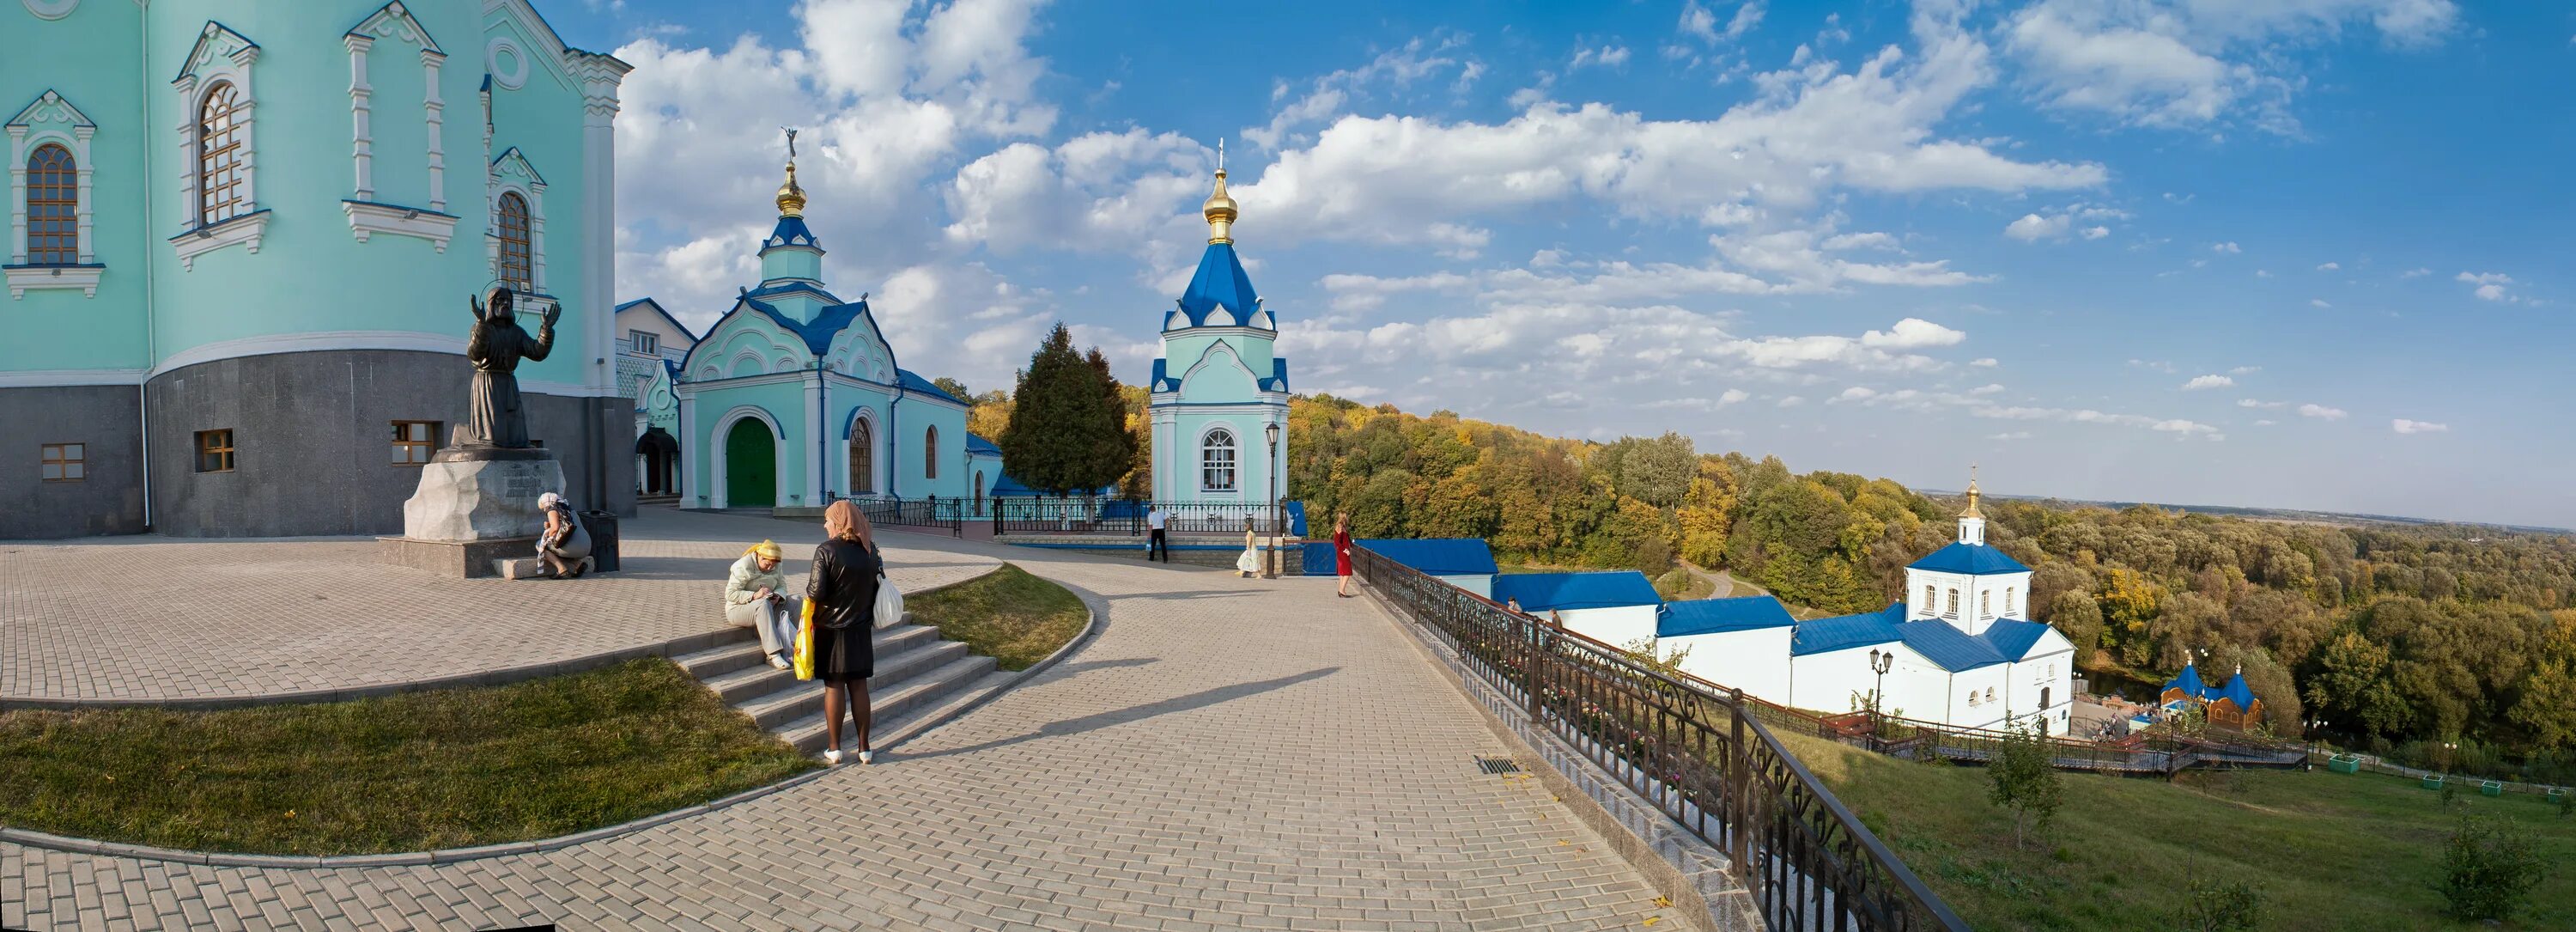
left=852, top=496, right=963, bottom=538
left=1353, top=545, right=1965, bottom=932
left=988, top=496, right=1287, bottom=537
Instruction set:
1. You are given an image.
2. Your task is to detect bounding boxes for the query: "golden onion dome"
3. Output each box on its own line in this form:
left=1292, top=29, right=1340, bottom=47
left=1202, top=168, right=1236, bottom=244
left=775, top=161, right=806, bottom=218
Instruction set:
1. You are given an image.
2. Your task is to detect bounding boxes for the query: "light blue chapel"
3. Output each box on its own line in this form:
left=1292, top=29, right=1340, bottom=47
left=668, top=148, right=977, bottom=511
left=1147, top=166, right=1290, bottom=508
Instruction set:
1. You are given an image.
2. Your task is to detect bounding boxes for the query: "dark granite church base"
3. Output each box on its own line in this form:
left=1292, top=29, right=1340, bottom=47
left=0, top=350, right=634, bottom=540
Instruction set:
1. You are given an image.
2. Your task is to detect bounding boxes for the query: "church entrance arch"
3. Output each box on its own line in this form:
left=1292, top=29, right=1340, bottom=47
left=635, top=428, right=680, bottom=496
left=725, top=418, right=777, bottom=509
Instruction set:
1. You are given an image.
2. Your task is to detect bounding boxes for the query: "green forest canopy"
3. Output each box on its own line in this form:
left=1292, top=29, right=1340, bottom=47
left=1285, top=393, right=2576, bottom=771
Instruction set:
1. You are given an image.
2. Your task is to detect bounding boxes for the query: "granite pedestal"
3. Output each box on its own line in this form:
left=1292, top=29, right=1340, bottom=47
left=380, top=448, right=563, bottom=578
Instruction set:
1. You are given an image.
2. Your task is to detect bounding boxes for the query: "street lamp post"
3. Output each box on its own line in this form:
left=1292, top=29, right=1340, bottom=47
left=1263, top=421, right=1282, bottom=579
left=2304, top=716, right=2327, bottom=770
left=1868, top=648, right=1894, bottom=728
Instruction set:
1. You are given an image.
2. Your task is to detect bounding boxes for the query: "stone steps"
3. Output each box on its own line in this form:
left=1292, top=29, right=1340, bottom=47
left=672, top=611, right=1002, bottom=758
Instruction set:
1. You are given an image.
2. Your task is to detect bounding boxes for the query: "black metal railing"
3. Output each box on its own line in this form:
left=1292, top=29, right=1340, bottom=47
left=853, top=496, right=963, bottom=538
left=987, top=496, right=1289, bottom=537
left=1354, top=545, right=1965, bottom=932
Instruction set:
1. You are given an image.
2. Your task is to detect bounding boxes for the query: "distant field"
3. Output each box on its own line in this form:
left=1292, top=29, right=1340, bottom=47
left=1778, top=732, right=2576, bottom=930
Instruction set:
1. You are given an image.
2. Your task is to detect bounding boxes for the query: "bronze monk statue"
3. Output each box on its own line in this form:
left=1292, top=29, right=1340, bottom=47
left=459, top=287, right=557, bottom=449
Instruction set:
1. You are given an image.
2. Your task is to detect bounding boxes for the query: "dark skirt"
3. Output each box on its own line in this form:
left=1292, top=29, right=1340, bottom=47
left=812, top=622, right=875, bottom=682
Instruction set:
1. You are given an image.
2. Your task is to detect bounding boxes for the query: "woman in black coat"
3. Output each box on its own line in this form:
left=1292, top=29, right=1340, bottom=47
left=810, top=501, right=884, bottom=764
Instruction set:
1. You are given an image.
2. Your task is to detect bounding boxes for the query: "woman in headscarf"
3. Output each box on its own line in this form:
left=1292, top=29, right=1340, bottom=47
left=535, top=491, right=592, bottom=579
left=807, top=500, right=884, bottom=764
left=725, top=539, right=799, bottom=669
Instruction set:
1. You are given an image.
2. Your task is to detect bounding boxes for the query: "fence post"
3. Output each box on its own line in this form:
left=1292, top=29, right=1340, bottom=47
left=1728, top=687, right=1750, bottom=869
left=1525, top=617, right=1545, bottom=722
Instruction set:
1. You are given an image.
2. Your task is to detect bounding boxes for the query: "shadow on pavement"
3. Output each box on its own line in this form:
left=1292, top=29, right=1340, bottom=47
left=894, top=667, right=1340, bottom=760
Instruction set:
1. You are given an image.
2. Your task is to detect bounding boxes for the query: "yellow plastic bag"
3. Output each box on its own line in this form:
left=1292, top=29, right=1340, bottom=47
left=793, top=598, right=817, bottom=681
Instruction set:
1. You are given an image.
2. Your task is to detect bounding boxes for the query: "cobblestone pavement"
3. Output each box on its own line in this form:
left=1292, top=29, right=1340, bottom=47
left=2, top=516, right=1677, bottom=930
left=0, top=509, right=999, bottom=704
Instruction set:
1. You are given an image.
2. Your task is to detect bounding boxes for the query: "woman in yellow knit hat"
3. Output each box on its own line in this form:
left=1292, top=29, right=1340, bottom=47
left=724, top=539, right=799, bottom=669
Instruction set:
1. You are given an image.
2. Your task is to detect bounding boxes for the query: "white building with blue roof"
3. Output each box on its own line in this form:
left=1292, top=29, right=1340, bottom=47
left=1147, top=162, right=1290, bottom=509
left=1652, top=477, right=2076, bottom=733
left=659, top=147, right=978, bottom=511
left=1493, top=570, right=1665, bottom=649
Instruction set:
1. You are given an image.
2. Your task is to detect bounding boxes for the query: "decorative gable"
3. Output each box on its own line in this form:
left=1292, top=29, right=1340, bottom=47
left=489, top=147, right=545, bottom=187
left=346, top=1, right=442, bottom=52
left=4, top=89, right=94, bottom=134
left=174, top=21, right=260, bottom=84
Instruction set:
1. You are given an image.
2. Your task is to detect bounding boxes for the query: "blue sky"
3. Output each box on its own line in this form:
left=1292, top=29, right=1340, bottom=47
left=550, top=0, right=2575, bottom=527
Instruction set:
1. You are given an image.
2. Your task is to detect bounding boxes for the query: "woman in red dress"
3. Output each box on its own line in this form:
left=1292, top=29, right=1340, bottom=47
left=1333, top=512, right=1355, bottom=598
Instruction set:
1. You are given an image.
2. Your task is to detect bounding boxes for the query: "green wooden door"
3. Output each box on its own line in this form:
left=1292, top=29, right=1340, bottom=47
left=725, top=418, right=775, bottom=508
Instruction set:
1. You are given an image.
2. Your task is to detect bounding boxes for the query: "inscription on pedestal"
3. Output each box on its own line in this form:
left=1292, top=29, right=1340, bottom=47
left=504, top=477, right=543, bottom=498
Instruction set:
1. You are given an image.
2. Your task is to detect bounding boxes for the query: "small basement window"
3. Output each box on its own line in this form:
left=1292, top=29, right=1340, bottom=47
left=195, top=429, right=234, bottom=473
left=39, top=442, right=84, bottom=482
left=392, top=420, right=440, bottom=466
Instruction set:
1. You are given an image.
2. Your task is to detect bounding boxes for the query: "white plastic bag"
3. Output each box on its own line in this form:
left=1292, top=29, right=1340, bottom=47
left=874, top=572, right=904, bottom=629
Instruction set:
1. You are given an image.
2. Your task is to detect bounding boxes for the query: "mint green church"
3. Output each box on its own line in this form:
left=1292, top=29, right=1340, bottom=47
left=0, top=0, right=629, bottom=539
left=653, top=154, right=981, bottom=511
left=1148, top=167, right=1290, bottom=509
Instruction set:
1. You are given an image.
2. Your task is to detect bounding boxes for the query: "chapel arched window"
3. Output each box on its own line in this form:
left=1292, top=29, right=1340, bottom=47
left=497, top=192, right=532, bottom=291
left=197, top=82, right=246, bottom=226
left=26, top=143, right=76, bottom=265
left=1201, top=429, right=1237, bottom=491
left=924, top=425, right=939, bottom=479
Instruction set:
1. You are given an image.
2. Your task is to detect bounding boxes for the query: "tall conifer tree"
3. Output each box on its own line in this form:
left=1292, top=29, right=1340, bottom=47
left=999, top=323, right=1134, bottom=496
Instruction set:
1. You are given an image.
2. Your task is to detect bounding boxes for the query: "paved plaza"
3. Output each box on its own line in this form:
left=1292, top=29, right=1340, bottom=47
left=0, top=510, right=999, bottom=704
left=1, top=509, right=1678, bottom=930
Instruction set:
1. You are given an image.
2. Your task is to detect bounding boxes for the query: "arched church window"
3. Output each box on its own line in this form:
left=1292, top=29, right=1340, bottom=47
left=497, top=192, right=533, bottom=291
left=1922, top=585, right=1934, bottom=612
left=1980, top=590, right=1990, bottom=618
left=1201, top=429, right=1237, bottom=491
left=924, top=425, right=939, bottom=479
left=1944, top=588, right=1959, bottom=618
left=849, top=419, right=873, bottom=495
left=1985, top=687, right=1996, bottom=704
left=2007, top=587, right=2018, bottom=616
left=197, top=82, right=246, bottom=226
left=26, top=143, right=76, bottom=265
left=1966, top=690, right=1978, bottom=706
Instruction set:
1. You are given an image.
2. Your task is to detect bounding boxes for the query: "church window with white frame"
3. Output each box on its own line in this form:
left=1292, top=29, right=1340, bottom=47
left=1200, top=428, right=1237, bottom=492
left=197, top=83, right=248, bottom=226
left=25, top=144, right=76, bottom=265
left=7, top=88, right=102, bottom=297
left=496, top=192, right=532, bottom=290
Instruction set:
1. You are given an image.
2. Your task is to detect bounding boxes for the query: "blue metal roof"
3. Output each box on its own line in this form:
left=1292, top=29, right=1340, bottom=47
left=1899, top=620, right=2009, bottom=673
left=734, top=296, right=864, bottom=356
left=1172, top=241, right=1263, bottom=330
left=1907, top=542, right=2031, bottom=575
left=966, top=434, right=1002, bottom=457
left=1658, top=596, right=1796, bottom=637
left=2215, top=672, right=2257, bottom=711
left=896, top=369, right=967, bottom=405
left=2164, top=662, right=2208, bottom=698
left=1790, top=605, right=1907, bottom=656
left=1357, top=539, right=1498, bottom=577
left=1489, top=571, right=1661, bottom=612
left=1978, top=618, right=2052, bottom=661
left=763, top=215, right=822, bottom=251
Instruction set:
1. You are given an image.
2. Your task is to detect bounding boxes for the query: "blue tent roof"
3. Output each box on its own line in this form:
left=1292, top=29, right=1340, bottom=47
left=739, top=296, right=866, bottom=356
left=1790, top=604, right=1908, bottom=656
left=1898, top=619, right=2009, bottom=673
left=1978, top=618, right=2054, bottom=661
left=965, top=434, right=1001, bottom=457
left=2164, top=662, right=2208, bottom=699
left=1658, top=596, right=1796, bottom=637
left=762, top=215, right=822, bottom=251
left=1490, top=571, right=1661, bottom=612
left=1907, top=542, right=2031, bottom=575
left=1356, top=539, right=1498, bottom=576
left=1171, top=241, right=1264, bottom=330
left=2214, top=671, right=2257, bottom=710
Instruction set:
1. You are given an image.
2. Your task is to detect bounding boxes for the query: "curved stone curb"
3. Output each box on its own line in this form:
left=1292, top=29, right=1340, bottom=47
left=880, top=573, right=1105, bottom=754
left=0, top=563, right=1030, bottom=869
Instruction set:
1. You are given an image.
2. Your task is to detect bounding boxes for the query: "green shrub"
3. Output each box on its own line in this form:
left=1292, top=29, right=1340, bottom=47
left=2437, top=814, right=2547, bottom=921
left=2173, top=879, right=2268, bottom=932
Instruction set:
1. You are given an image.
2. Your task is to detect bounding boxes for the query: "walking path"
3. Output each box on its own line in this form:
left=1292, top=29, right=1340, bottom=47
left=0, top=510, right=997, bottom=704
left=3, top=509, right=1676, bottom=930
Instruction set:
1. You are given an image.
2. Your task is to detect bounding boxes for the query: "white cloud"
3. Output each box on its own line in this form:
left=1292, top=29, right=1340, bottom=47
left=2228, top=365, right=2260, bottom=375
left=1970, top=383, right=2005, bottom=395
left=2401, top=267, right=2432, bottom=278
left=1570, top=45, right=1632, bottom=70
left=1971, top=357, right=1999, bottom=367
left=2127, top=358, right=2178, bottom=374
left=2310, top=298, right=2330, bottom=308
left=2002, top=0, right=2460, bottom=134
left=1988, top=431, right=2033, bottom=441
left=2081, top=225, right=2111, bottom=240
left=2181, top=374, right=2233, bottom=390
left=2212, top=241, right=2241, bottom=253
left=1680, top=1, right=1765, bottom=44
left=2317, top=261, right=2340, bottom=271
left=1777, top=395, right=1807, bottom=407
left=1860, top=318, right=1967, bottom=350
left=2253, top=418, right=2276, bottom=426
left=1243, top=37, right=1475, bottom=151
left=2298, top=403, right=2348, bottom=421
left=2238, top=399, right=2284, bottom=409
left=2005, top=212, right=2073, bottom=241
left=2391, top=418, right=2449, bottom=435
left=2457, top=271, right=2516, bottom=302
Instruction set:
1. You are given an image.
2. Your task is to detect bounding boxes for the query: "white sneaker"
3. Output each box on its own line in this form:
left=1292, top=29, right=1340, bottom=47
left=856, top=750, right=874, bottom=765
left=768, top=654, right=790, bottom=670
left=823, top=749, right=843, bottom=764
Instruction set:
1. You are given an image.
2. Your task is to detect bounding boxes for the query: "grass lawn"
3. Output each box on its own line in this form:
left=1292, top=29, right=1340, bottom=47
left=0, top=659, right=815, bottom=856
left=905, top=563, right=1088, bottom=671
left=1777, top=732, right=2576, bottom=930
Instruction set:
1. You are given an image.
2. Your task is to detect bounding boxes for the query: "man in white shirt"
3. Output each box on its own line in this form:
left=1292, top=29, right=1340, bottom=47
left=1145, top=505, right=1170, bottom=562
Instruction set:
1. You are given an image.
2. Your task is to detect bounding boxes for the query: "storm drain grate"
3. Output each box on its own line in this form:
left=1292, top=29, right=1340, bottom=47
left=1475, top=756, right=1524, bottom=775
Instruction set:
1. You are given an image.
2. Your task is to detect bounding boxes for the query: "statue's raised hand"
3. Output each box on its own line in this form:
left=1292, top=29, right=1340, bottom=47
left=469, top=294, right=487, bottom=321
